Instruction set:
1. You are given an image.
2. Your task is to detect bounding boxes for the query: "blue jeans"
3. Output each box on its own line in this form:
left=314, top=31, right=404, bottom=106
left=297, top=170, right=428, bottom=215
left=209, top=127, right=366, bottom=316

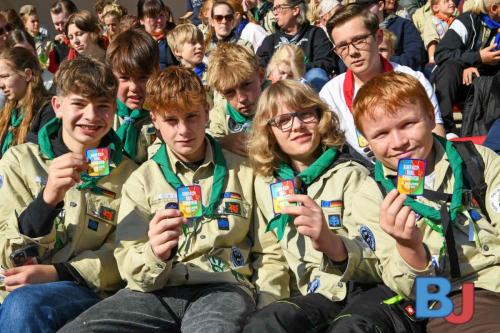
left=0, top=281, right=101, bottom=333
left=303, top=68, right=330, bottom=92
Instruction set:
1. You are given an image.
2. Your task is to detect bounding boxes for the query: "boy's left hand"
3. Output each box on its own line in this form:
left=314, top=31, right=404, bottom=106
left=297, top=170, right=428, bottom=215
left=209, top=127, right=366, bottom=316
left=3, top=265, right=59, bottom=292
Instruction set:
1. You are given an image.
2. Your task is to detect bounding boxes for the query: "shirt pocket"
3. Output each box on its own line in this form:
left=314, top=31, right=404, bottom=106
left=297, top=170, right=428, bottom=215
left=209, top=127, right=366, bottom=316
left=150, top=192, right=179, bottom=215
left=79, top=196, right=119, bottom=251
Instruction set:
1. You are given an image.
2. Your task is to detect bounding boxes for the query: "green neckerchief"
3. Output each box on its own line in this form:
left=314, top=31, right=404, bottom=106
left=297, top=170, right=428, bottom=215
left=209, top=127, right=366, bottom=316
left=116, top=99, right=149, bottom=159
left=151, top=135, right=227, bottom=218
left=226, top=103, right=251, bottom=129
left=374, top=134, right=464, bottom=252
left=38, top=117, right=123, bottom=194
left=267, top=147, right=338, bottom=241
left=1, top=108, right=23, bottom=155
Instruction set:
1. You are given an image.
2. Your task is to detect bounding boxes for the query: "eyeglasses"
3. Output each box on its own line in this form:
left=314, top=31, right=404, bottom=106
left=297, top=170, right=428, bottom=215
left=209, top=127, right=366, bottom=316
left=333, top=33, right=374, bottom=57
left=272, top=4, right=295, bottom=13
left=213, top=14, right=234, bottom=23
left=268, top=109, right=321, bottom=132
left=0, top=23, right=13, bottom=36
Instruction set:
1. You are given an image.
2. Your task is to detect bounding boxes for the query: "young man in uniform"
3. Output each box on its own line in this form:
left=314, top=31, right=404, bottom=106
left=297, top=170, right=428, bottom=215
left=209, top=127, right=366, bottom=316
left=325, top=71, right=500, bottom=332
left=107, top=28, right=159, bottom=164
left=206, top=43, right=265, bottom=157
left=320, top=4, right=445, bottom=162
left=60, top=67, right=289, bottom=332
left=0, top=57, right=138, bottom=332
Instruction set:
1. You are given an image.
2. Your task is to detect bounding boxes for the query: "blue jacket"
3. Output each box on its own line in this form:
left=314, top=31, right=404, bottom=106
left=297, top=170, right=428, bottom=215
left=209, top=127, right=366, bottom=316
left=383, top=15, right=426, bottom=70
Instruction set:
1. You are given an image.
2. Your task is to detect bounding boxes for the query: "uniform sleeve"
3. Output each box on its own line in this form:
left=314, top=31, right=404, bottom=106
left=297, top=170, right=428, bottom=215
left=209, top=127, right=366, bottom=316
left=250, top=203, right=290, bottom=309
left=421, top=19, right=440, bottom=50
left=207, top=98, right=229, bottom=139
left=113, top=172, right=172, bottom=292
left=390, top=19, right=425, bottom=70
left=307, top=28, right=336, bottom=74
left=435, top=15, right=482, bottom=67
left=0, top=150, right=57, bottom=269
left=67, top=231, right=123, bottom=293
left=477, top=145, right=500, bottom=227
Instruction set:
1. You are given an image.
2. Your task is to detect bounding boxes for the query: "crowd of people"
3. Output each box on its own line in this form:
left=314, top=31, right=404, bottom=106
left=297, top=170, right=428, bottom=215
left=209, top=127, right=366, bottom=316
left=0, top=0, right=498, bottom=332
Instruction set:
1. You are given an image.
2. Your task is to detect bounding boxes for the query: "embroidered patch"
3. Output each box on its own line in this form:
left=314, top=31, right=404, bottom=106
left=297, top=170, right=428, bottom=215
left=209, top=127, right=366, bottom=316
left=99, top=206, right=116, bottom=222
left=328, top=214, right=342, bottom=228
left=225, top=202, right=241, bottom=215
left=218, top=218, right=229, bottom=230
left=88, top=219, right=99, bottom=231
left=231, top=247, right=245, bottom=267
left=321, top=200, right=343, bottom=208
left=307, top=277, right=320, bottom=293
left=490, top=188, right=500, bottom=213
left=222, top=192, right=242, bottom=200
left=0, top=174, right=3, bottom=188
left=208, top=256, right=226, bottom=272
left=165, top=202, right=179, bottom=209
left=469, top=209, right=481, bottom=222
left=404, top=304, right=416, bottom=317
left=359, top=225, right=376, bottom=251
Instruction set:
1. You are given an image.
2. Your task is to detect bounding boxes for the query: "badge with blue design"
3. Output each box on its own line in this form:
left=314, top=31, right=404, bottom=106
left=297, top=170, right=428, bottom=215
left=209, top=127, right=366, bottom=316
left=88, top=219, right=99, bottom=231
left=307, top=277, right=320, bottom=293
left=359, top=225, right=376, bottom=251
left=231, top=247, right=245, bottom=267
left=0, top=174, right=3, bottom=189
left=218, top=218, right=229, bottom=230
left=327, top=214, right=342, bottom=229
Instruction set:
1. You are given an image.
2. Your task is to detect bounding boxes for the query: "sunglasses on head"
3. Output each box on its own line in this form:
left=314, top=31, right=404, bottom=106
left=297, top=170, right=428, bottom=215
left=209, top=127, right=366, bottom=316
left=213, top=14, right=234, bottom=23
left=0, top=23, right=13, bottom=36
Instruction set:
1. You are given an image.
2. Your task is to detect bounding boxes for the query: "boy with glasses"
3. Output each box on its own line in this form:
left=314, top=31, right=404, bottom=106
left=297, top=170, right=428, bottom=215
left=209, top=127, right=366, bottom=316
left=320, top=4, right=445, bottom=163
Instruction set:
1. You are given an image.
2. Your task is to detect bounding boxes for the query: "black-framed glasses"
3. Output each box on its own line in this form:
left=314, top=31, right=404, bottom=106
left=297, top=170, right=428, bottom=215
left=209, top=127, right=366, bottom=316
left=213, top=14, right=234, bottom=23
left=268, top=109, right=321, bottom=132
left=0, top=23, right=13, bottom=36
left=333, top=33, right=374, bottom=57
left=272, top=4, right=295, bottom=13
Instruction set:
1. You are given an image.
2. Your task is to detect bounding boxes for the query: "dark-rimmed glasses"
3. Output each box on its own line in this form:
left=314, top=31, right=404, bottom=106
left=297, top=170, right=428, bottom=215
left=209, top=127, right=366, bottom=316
left=268, top=109, right=321, bottom=132
left=333, top=33, right=374, bottom=57
left=0, top=23, right=13, bottom=36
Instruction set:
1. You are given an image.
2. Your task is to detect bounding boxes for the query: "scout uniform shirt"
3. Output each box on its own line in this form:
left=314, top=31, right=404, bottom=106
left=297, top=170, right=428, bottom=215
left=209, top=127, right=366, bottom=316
left=255, top=151, right=379, bottom=301
left=326, top=138, right=500, bottom=299
left=0, top=125, right=138, bottom=301
left=113, top=137, right=289, bottom=308
left=113, top=99, right=157, bottom=164
left=208, top=97, right=252, bottom=140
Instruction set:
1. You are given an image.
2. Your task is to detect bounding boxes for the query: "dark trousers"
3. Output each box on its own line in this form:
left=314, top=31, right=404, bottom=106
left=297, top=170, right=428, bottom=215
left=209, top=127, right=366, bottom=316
left=326, top=284, right=426, bottom=333
left=243, top=293, right=345, bottom=333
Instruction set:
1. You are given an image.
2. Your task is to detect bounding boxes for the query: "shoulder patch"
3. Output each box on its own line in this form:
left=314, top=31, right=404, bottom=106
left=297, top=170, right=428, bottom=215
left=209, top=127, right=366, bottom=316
left=359, top=225, right=376, bottom=251
left=230, top=247, right=245, bottom=267
left=328, top=214, right=342, bottom=228
left=490, top=188, right=500, bottom=213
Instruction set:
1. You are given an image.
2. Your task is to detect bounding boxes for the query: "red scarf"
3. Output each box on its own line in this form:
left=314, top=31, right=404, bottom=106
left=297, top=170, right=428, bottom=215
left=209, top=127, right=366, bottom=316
left=434, top=12, right=455, bottom=27
left=343, top=56, right=393, bottom=113
left=150, top=30, right=165, bottom=41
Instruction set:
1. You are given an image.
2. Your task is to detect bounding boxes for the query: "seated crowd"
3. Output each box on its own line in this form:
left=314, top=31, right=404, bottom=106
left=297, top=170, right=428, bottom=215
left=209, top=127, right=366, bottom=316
left=0, top=0, right=498, bottom=332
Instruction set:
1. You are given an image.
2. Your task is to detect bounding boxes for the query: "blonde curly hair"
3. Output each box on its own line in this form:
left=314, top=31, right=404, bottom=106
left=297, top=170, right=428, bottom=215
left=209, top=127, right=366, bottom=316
left=248, top=80, right=344, bottom=177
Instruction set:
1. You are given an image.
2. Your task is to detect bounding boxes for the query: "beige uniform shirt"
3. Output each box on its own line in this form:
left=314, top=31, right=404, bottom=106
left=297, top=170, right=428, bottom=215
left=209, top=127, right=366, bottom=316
left=0, top=143, right=137, bottom=301
left=255, top=159, right=379, bottom=301
left=114, top=139, right=289, bottom=308
left=112, top=114, right=156, bottom=164
left=324, top=140, right=500, bottom=300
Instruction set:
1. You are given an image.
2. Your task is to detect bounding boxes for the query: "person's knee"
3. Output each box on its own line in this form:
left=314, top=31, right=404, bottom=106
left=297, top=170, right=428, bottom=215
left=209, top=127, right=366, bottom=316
left=244, top=300, right=305, bottom=333
left=1, top=285, right=43, bottom=320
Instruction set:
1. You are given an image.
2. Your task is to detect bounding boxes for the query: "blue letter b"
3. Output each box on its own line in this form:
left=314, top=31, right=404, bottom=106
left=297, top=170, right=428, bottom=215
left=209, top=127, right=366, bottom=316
left=416, top=277, right=453, bottom=318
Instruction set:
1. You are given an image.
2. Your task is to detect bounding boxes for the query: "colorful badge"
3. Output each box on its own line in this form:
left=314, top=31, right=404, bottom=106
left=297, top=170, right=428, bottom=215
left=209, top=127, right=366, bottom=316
left=397, top=159, right=426, bottom=196
left=86, top=148, right=110, bottom=177
left=321, top=200, right=343, bottom=208
left=270, top=180, right=296, bottom=214
left=218, top=218, right=229, bottom=230
left=328, top=214, right=342, bottom=228
left=177, top=185, right=203, bottom=218
left=359, top=225, right=376, bottom=251
left=99, top=206, right=116, bottom=223
left=356, top=129, right=368, bottom=148
left=225, top=202, right=242, bottom=215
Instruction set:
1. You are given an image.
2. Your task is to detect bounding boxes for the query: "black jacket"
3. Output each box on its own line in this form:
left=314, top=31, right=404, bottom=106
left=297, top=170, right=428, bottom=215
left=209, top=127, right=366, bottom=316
left=435, top=12, right=499, bottom=67
left=256, top=23, right=338, bottom=74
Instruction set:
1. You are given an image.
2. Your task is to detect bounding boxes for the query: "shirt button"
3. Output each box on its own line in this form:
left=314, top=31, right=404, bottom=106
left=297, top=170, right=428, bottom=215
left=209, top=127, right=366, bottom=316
left=200, top=235, right=206, bottom=239
left=69, top=202, right=77, bottom=207
left=337, top=282, right=343, bottom=287
left=483, top=245, right=489, bottom=252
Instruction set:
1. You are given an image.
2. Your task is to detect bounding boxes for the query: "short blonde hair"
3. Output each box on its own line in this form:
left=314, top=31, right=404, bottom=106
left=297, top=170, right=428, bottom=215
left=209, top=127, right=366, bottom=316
left=353, top=72, right=435, bottom=135
left=206, top=43, right=259, bottom=92
left=146, top=66, right=209, bottom=117
left=167, top=24, right=205, bottom=56
left=266, top=44, right=306, bottom=79
left=381, top=28, right=396, bottom=50
left=249, top=80, right=344, bottom=177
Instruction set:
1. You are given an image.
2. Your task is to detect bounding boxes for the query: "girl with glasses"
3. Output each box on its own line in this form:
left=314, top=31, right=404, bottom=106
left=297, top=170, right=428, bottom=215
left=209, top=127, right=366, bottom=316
left=244, top=80, right=374, bottom=332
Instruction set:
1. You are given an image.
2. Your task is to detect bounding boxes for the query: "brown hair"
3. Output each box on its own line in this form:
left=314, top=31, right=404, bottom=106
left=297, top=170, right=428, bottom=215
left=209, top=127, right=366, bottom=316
left=0, top=47, right=51, bottom=147
left=249, top=80, right=344, bottom=176
left=353, top=71, right=435, bottom=134
left=146, top=66, right=209, bottom=116
left=206, top=0, right=235, bottom=44
left=50, top=0, right=78, bottom=15
left=326, top=4, right=379, bottom=40
left=55, top=56, right=118, bottom=100
left=206, top=43, right=258, bottom=92
left=106, top=28, right=159, bottom=78
left=64, top=10, right=102, bottom=47
left=137, top=0, right=173, bottom=21
left=94, top=0, right=116, bottom=15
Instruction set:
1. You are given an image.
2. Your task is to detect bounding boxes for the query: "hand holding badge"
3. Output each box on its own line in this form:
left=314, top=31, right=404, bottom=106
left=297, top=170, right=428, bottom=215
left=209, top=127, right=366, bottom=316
left=177, top=185, right=203, bottom=218
left=397, top=159, right=426, bottom=196
left=86, top=148, right=110, bottom=177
